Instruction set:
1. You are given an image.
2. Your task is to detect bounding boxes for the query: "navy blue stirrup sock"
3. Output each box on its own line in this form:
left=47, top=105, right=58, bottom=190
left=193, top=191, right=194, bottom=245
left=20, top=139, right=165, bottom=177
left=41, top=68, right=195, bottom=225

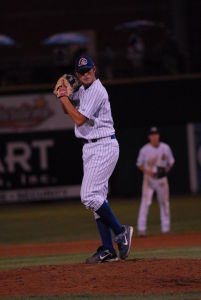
left=96, top=218, right=115, bottom=252
left=96, top=201, right=123, bottom=235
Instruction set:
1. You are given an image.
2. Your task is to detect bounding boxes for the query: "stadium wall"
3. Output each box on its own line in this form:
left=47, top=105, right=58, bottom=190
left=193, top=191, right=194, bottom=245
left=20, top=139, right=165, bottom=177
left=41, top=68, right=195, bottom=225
left=0, top=76, right=200, bottom=202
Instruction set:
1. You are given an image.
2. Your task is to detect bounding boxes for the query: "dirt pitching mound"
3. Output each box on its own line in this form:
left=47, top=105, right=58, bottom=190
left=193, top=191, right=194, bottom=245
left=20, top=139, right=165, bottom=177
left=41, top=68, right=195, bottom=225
left=0, top=259, right=201, bottom=297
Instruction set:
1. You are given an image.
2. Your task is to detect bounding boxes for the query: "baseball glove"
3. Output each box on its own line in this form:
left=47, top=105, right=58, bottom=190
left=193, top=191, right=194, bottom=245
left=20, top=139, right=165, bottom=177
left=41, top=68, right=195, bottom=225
left=53, top=74, right=81, bottom=99
left=155, top=167, right=167, bottom=179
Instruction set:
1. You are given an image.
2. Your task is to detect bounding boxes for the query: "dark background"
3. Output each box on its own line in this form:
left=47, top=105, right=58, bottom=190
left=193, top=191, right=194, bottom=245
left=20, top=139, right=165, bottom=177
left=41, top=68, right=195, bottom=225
left=0, top=0, right=201, bottom=84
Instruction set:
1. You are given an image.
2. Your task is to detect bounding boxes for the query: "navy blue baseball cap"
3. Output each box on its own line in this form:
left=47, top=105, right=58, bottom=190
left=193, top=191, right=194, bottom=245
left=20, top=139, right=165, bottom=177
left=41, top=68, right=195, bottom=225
left=148, top=126, right=160, bottom=135
left=75, top=54, right=95, bottom=73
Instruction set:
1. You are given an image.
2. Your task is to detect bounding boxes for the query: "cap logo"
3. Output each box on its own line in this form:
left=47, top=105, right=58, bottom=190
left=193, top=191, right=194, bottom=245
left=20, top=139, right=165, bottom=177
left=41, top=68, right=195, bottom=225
left=78, top=57, right=88, bottom=67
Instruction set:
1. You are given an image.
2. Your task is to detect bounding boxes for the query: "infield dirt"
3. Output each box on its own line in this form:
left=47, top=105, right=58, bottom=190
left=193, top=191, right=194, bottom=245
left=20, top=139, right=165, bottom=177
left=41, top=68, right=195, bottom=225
left=0, top=233, right=201, bottom=297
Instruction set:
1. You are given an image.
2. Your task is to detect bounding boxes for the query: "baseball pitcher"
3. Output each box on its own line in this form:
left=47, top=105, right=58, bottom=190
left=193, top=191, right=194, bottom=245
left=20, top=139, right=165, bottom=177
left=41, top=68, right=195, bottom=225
left=53, top=54, right=133, bottom=263
left=136, top=127, right=175, bottom=236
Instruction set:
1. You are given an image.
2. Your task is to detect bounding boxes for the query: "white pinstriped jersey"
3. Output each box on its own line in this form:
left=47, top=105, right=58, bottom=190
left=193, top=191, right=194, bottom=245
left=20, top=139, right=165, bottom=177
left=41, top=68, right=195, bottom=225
left=137, top=142, right=175, bottom=174
left=72, top=79, right=115, bottom=140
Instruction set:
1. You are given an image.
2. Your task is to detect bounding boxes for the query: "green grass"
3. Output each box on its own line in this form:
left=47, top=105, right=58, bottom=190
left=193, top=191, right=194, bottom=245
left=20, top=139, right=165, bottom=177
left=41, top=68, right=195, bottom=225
left=1, top=291, right=201, bottom=299
left=0, top=195, right=201, bottom=245
left=0, top=196, right=201, bottom=299
left=0, top=247, right=200, bottom=270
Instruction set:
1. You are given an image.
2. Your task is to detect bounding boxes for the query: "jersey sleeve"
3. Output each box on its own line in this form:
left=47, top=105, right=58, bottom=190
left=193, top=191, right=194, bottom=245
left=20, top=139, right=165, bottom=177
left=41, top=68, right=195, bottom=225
left=78, top=88, right=104, bottom=119
left=136, top=148, right=145, bottom=167
left=166, top=145, right=175, bottom=166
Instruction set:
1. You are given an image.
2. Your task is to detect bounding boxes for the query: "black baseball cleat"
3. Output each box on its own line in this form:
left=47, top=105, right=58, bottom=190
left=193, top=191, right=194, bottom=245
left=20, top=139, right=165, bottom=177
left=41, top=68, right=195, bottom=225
left=86, top=246, right=118, bottom=264
left=114, top=225, right=133, bottom=260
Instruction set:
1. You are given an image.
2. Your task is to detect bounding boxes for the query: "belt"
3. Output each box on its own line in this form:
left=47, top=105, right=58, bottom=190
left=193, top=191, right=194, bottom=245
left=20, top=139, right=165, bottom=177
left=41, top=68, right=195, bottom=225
left=81, top=134, right=116, bottom=144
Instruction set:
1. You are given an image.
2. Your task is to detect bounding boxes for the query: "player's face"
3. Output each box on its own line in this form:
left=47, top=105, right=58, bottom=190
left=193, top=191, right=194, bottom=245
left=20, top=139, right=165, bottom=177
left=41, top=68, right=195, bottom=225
left=76, top=67, right=96, bottom=87
left=148, top=134, right=160, bottom=147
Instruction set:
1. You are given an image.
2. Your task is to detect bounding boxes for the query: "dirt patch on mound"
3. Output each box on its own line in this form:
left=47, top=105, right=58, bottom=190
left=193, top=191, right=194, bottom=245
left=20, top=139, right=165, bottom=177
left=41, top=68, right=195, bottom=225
left=0, top=232, right=201, bottom=258
left=0, top=259, right=201, bottom=296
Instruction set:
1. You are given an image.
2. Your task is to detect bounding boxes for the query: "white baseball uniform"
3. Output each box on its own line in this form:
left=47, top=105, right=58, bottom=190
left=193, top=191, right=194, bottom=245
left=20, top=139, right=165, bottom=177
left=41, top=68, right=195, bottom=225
left=136, top=142, right=175, bottom=233
left=72, top=79, right=119, bottom=218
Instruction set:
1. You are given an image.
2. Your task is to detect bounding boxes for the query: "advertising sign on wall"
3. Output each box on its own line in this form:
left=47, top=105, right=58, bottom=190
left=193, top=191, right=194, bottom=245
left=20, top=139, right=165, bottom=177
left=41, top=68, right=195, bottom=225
left=0, top=93, right=82, bottom=203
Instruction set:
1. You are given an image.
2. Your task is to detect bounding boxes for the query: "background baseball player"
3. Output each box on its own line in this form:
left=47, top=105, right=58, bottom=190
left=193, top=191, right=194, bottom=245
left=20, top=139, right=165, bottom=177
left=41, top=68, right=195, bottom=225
left=136, top=126, right=175, bottom=236
left=53, top=54, right=133, bottom=263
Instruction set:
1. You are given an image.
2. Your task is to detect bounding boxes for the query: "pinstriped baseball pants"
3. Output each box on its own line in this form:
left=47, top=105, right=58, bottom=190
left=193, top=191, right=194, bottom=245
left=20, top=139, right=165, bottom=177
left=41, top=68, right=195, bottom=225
left=80, top=138, right=119, bottom=218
